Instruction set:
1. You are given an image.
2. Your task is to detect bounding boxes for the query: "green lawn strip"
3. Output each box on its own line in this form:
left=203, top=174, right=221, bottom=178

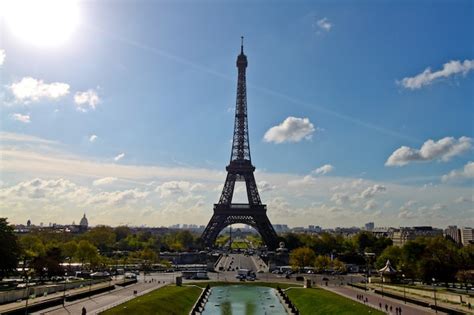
left=193, top=281, right=302, bottom=289
left=286, top=287, right=385, bottom=315
left=100, top=285, right=201, bottom=315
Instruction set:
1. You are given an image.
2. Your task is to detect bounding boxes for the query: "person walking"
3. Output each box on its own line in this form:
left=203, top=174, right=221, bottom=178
left=82, top=306, right=87, bottom=315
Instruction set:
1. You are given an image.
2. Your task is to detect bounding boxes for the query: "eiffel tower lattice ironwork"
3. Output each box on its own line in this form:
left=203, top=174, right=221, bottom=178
left=201, top=38, right=278, bottom=249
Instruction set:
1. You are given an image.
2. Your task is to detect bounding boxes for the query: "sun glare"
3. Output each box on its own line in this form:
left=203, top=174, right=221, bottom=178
left=1, top=0, right=80, bottom=47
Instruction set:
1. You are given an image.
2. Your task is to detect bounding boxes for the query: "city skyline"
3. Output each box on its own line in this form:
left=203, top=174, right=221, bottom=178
left=1, top=1, right=473, bottom=228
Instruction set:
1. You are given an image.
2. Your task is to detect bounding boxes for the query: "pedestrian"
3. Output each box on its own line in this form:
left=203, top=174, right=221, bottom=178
left=365, top=297, right=368, bottom=304
left=399, top=307, right=402, bottom=315
left=390, top=305, right=392, bottom=312
left=82, top=306, right=87, bottom=315
left=468, top=302, right=472, bottom=310
left=385, top=304, right=388, bottom=312
left=379, top=302, right=382, bottom=309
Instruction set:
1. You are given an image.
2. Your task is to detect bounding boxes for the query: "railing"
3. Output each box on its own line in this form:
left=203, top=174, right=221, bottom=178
left=276, top=286, right=300, bottom=315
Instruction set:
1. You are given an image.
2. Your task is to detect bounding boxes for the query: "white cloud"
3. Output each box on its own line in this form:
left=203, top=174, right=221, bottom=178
left=364, top=200, right=378, bottom=210
left=74, top=89, right=100, bottom=112
left=317, top=18, right=332, bottom=32
left=330, top=192, right=349, bottom=205
left=288, top=175, right=316, bottom=187
left=89, top=134, right=98, bottom=142
left=93, top=177, right=118, bottom=186
left=313, top=164, right=334, bottom=175
left=9, top=77, right=70, bottom=103
left=0, top=49, right=5, bottom=66
left=454, top=196, right=472, bottom=204
left=263, top=117, right=315, bottom=144
left=399, top=59, right=474, bottom=90
left=11, top=113, right=31, bottom=123
left=156, top=181, right=191, bottom=198
left=442, top=161, right=474, bottom=182
left=386, top=136, right=472, bottom=166
left=2, top=132, right=474, bottom=227
left=258, top=181, right=275, bottom=193
left=360, top=184, right=386, bottom=199
left=89, top=189, right=149, bottom=206
left=398, top=210, right=417, bottom=220
left=114, top=153, right=125, bottom=161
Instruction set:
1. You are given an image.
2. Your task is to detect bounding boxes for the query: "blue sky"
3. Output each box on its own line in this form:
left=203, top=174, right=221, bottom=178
left=0, top=0, right=473, bottom=228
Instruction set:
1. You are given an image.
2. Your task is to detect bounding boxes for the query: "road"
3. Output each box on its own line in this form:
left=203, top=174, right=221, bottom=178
left=215, top=253, right=259, bottom=272
left=33, top=273, right=180, bottom=315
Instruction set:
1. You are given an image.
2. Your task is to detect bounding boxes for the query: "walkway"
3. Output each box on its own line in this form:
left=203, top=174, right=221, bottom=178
left=323, top=284, right=442, bottom=315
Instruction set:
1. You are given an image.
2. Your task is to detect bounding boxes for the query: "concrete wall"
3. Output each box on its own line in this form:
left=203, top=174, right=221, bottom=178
left=0, top=279, right=105, bottom=304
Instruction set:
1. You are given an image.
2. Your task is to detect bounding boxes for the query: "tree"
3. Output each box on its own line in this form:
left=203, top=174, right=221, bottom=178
left=0, top=218, right=21, bottom=279
left=314, top=255, right=331, bottom=273
left=75, top=240, right=99, bottom=266
left=85, top=226, right=116, bottom=252
left=376, top=246, right=403, bottom=269
left=31, top=246, right=63, bottom=280
left=61, top=240, right=78, bottom=259
left=290, top=247, right=316, bottom=270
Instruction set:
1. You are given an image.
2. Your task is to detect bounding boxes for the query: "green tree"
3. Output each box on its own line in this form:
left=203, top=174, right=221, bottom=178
left=31, top=246, right=63, bottom=280
left=75, top=240, right=99, bottom=266
left=61, top=240, right=78, bottom=259
left=0, top=218, right=21, bottom=279
left=290, top=247, right=316, bottom=270
left=314, top=255, right=331, bottom=273
left=85, top=226, right=116, bottom=252
left=375, top=246, right=403, bottom=269
left=114, top=226, right=131, bottom=242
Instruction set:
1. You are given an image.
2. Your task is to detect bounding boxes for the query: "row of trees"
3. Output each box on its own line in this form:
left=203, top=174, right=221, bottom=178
left=287, top=232, right=474, bottom=284
left=0, top=218, right=200, bottom=280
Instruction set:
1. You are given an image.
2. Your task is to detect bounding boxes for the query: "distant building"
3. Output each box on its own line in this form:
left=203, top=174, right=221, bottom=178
left=460, top=227, right=473, bottom=246
left=273, top=224, right=290, bottom=233
left=364, top=222, right=375, bottom=231
left=79, top=213, right=88, bottom=228
left=444, top=225, right=461, bottom=244
left=371, top=227, right=395, bottom=238
left=391, top=226, right=443, bottom=246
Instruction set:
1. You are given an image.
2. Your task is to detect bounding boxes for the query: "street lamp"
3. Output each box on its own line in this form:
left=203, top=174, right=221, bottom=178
left=432, top=277, right=438, bottom=313
left=364, top=252, right=375, bottom=292
left=402, top=274, right=406, bottom=304
left=24, top=276, right=31, bottom=315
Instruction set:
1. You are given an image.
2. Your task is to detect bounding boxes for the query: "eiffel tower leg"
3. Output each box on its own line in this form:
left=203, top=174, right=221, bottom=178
left=201, top=213, right=226, bottom=248
left=254, top=214, right=279, bottom=249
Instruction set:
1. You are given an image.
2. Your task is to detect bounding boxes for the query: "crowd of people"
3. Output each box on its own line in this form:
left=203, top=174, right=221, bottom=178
left=356, top=293, right=403, bottom=314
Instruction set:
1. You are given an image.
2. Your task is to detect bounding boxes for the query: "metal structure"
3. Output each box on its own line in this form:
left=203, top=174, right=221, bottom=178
left=201, top=38, right=278, bottom=249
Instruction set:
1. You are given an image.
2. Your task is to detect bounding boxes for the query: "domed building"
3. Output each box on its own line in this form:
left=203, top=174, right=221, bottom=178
left=79, top=213, right=88, bottom=231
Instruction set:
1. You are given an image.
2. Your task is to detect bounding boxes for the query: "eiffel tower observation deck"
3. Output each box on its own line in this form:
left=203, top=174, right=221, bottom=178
left=201, top=38, right=278, bottom=249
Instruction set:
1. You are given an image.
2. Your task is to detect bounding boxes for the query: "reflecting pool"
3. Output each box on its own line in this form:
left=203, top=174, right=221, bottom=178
left=201, top=285, right=288, bottom=315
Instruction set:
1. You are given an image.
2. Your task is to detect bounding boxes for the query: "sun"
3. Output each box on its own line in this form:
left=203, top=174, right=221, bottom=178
left=1, top=0, right=80, bottom=47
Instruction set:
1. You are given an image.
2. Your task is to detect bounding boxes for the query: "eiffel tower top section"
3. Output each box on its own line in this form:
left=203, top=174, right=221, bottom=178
left=230, top=36, right=251, bottom=164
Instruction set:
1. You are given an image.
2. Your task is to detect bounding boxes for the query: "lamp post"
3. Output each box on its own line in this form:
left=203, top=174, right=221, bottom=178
left=402, top=273, right=406, bottom=304
left=432, top=277, right=438, bottom=313
left=62, top=272, right=67, bottom=306
left=24, top=276, right=31, bottom=315
left=364, top=252, right=375, bottom=292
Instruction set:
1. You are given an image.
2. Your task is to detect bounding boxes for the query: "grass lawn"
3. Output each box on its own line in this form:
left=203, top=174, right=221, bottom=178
left=230, top=241, right=249, bottom=249
left=100, top=285, right=201, bottom=315
left=286, top=287, right=385, bottom=315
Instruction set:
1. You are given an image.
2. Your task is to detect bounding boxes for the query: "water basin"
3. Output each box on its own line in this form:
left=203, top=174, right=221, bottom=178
left=201, top=285, right=288, bottom=315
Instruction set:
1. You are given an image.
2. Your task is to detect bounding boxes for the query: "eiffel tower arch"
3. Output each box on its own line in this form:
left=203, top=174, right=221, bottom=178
left=201, top=38, right=279, bottom=250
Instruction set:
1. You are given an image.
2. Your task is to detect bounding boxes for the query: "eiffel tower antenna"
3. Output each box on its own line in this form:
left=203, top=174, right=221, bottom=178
left=201, top=39, right=278, bottom=250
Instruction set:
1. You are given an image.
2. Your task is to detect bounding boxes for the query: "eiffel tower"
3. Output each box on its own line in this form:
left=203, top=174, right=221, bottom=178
left=201, top=38, right=278, bottom=249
